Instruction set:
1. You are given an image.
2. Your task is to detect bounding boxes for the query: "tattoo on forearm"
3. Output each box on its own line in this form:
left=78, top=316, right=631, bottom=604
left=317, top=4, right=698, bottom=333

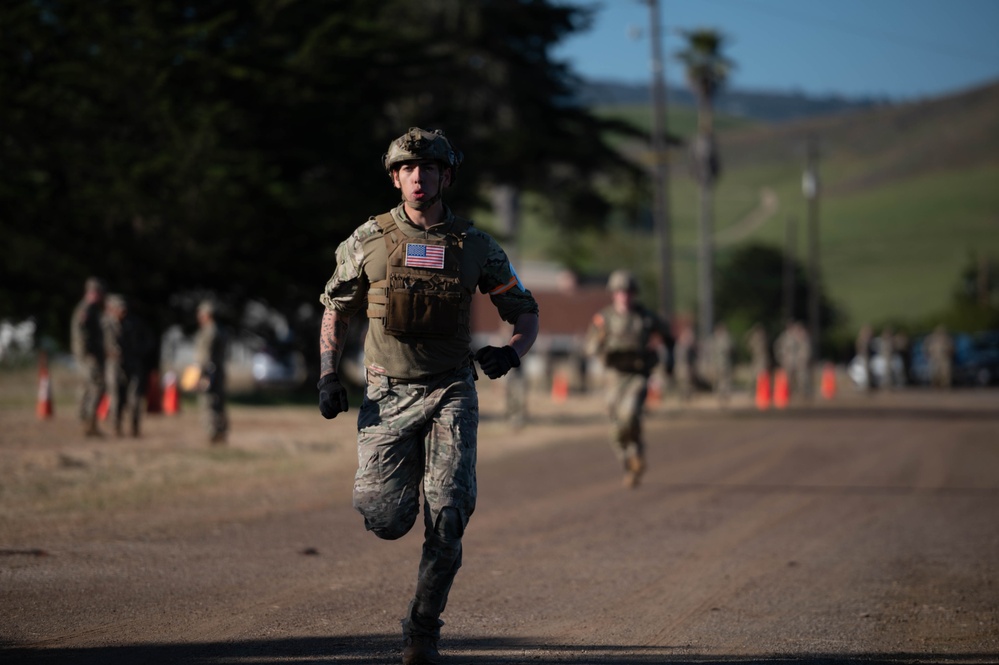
left=319, top=312, right=350, bottom=376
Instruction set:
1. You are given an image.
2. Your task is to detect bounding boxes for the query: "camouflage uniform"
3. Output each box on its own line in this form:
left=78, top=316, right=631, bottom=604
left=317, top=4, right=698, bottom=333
left=926, top=325, right=954, bottom=389
left=103, top=295, right=153, bottom=437
left=71, top=278, right=107, bottom=435
left=775, top=321, right=811, bottom=399
left=584, top=271, right=673, bottom=488
left=709, top=323, right=734, bottom=405
left=194, top=302, right=229, bottom=443
left=320, top=202, right=538, bottom=644
left=855, top=324, right=873, bottom=391
left=672, top=326, right=696, bottom=403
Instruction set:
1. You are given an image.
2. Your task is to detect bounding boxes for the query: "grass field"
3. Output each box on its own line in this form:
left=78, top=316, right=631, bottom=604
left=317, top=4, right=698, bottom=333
left=505, top=83, right=999, bottom=336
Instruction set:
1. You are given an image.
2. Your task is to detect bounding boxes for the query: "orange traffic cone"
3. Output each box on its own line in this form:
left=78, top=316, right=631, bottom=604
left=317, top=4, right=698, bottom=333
left=551, top=370, right=569, bottom=403
left=162, top=371, right=180, bottom=415
left=754, top=371, right=771, bottom=411
left=820, top=362, right=837, bottom=400
left=96, top=393, right=110, bottom=420
left=36, top=354, right=54, bottom=420
left=146, top=369, right=163, bottom=414
left=773, top=369, right=790, bottom=409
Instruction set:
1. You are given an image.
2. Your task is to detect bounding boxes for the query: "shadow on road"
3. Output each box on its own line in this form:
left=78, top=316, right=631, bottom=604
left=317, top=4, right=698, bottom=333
left=1, top=635, right=994, bottom=664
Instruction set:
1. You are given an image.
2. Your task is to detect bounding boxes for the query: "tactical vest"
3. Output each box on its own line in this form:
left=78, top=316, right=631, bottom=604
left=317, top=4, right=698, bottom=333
left=366, top=213, right=472, bottom=337
left=602, top=307, right=658, bottom=374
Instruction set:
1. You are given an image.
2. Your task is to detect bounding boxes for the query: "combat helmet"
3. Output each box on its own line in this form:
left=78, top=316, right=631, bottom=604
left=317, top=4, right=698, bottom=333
left=383, top=127, right=463, bottom=181
left=607, top=269, right=638, bottom=293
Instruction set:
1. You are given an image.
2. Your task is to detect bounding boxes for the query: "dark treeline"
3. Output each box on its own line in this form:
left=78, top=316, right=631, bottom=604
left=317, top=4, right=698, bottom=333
left=1, top=0, right=645, bottom=357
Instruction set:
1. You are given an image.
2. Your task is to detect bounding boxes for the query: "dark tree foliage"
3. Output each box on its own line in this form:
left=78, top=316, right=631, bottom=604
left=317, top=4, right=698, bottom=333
left=1, top=0, right=642, bottom=353
left=715, top=243, right=839, bottom=344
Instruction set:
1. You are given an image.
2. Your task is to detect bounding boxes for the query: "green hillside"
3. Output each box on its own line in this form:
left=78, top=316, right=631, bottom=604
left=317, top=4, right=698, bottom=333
left=522, top=82, right=999, bottom=334
left=713, top=82, right=999, bottom=330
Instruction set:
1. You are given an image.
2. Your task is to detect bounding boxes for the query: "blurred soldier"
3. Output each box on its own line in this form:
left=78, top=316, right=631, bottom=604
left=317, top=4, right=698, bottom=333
left=877, top=326, right=896, bottom=390
left=709, top=321, right=734, bottom=406
left=71, top=277, right=107, bottom=436
left=855, top=323, right=873, bottom=391
left=792, top=321, right=813, bottom=398
left=194, top=300, right=229, bottom=444
left=317, top=127, right=539, bottom=665
left=774, top=320, right=810, bottom=398
left=672, top=324, right=696, bottom=404
left=585, top=269, right=673, bottom=489
left=103, top=295, right=153, bottom=437
left=926, top=325, right=954, bottom=389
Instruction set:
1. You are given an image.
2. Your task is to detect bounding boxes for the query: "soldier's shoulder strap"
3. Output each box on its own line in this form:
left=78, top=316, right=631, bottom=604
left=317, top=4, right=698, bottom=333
left=374, top=212, right=402, bottom=252
left=366, top=213, right=398, bottom=318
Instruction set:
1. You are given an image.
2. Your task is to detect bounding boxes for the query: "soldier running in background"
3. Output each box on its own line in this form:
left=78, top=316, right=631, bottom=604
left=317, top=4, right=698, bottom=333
left=585, top=269, right=673, bottom=489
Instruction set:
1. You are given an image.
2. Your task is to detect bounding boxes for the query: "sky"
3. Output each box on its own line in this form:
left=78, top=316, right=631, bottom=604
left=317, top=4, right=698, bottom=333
left=553, top=0, right=999, bottom=100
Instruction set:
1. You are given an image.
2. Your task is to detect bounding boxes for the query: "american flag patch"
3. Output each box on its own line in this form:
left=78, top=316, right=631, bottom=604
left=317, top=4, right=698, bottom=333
left=405, top=243, right=445, bottom=269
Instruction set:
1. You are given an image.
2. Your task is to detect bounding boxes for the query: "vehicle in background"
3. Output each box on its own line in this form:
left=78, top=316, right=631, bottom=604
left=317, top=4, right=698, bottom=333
left=847, top=348, right=906, bottom=390
left=251, top=346, right=307, bottom=388
left=952, top=330, right=999, bottom=386
left=906, top=330, right=999, bottom=387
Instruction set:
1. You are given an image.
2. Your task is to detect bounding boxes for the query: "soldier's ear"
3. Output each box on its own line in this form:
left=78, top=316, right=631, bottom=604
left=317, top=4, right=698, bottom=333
left=391, top=169, right=402, bottom=190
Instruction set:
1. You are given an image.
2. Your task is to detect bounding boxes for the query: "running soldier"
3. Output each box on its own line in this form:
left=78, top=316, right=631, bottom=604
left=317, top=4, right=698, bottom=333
left=585, top=269, right=673, bottom=489
left=317, top=127, right=539, bottom=665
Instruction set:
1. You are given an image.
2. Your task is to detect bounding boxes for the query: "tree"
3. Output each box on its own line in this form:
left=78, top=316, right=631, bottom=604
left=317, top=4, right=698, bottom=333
left=676, top=28, right=732, bottom=343
left=1, top=0, right=642, bottom=369
left=715, top=243, right=839, bottom=352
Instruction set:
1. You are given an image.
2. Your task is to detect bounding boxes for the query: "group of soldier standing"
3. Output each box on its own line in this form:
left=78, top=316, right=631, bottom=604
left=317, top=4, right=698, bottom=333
left=70, top=277, right=227, bottom=443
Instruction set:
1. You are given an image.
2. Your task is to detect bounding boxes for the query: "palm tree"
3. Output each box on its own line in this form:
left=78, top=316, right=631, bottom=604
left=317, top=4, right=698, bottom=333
left=676, top=29, right=732, bottom=344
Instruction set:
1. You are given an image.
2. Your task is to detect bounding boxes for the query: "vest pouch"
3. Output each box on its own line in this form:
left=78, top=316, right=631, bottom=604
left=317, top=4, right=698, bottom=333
left=604, top=350, right=647, bottom=374
left=384, top=283, right=464, bottom=337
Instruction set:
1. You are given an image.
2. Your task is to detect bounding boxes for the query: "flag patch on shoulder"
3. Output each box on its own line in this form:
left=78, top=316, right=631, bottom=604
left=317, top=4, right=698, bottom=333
left=405, top=244, right=445, bottom=269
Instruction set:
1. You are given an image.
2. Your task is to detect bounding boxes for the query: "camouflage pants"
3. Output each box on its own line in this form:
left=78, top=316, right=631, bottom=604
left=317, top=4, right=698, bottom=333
left=77, top=356, right=106, bottom=422
left=107, top=365, right=144, bottom=435
left=199, top=386, right=228, bottom=439
left=604, top=369, right=648, bottom=467
left=354, top=366, right=478, bottom=639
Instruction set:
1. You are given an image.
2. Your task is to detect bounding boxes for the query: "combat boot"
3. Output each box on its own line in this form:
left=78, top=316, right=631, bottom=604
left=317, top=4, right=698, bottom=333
left=623, top=455, right=645, bottom=489
left=83, top=417, right=103, bottom=438
left=402, top=635, right=440, bottom=665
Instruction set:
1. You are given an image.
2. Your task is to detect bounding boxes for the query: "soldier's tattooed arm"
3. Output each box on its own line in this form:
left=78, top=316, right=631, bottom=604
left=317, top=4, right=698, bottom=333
left=319, top=308, right=351, bottom=379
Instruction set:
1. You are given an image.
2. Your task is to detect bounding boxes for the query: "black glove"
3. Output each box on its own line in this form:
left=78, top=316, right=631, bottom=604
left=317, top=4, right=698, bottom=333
left=474, top=345, right=521, bottom=379
left=317, top=374, right=348, bottom=419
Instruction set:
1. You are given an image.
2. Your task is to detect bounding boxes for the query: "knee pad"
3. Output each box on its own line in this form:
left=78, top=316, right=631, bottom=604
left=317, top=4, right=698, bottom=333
left=358, top=497, right=419, bottom=541
left=434, top=507, right=464, bottom=543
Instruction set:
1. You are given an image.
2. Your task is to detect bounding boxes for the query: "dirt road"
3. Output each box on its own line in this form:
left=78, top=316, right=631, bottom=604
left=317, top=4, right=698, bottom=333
left=1, top=375, right=998, bottom=664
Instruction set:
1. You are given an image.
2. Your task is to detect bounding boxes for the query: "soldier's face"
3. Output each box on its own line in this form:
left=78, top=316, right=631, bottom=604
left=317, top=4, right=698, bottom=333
left=393, top=160, right=450, bottom=205
left=612, top=289, right=634, bottom=311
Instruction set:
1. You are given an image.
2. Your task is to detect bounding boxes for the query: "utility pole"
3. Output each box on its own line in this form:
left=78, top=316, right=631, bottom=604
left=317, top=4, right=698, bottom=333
left=783, top=215, right=797, bottom=323
left=803, top=136, right=821, bottom=375
left=646, top=0, right=674, bottom=320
